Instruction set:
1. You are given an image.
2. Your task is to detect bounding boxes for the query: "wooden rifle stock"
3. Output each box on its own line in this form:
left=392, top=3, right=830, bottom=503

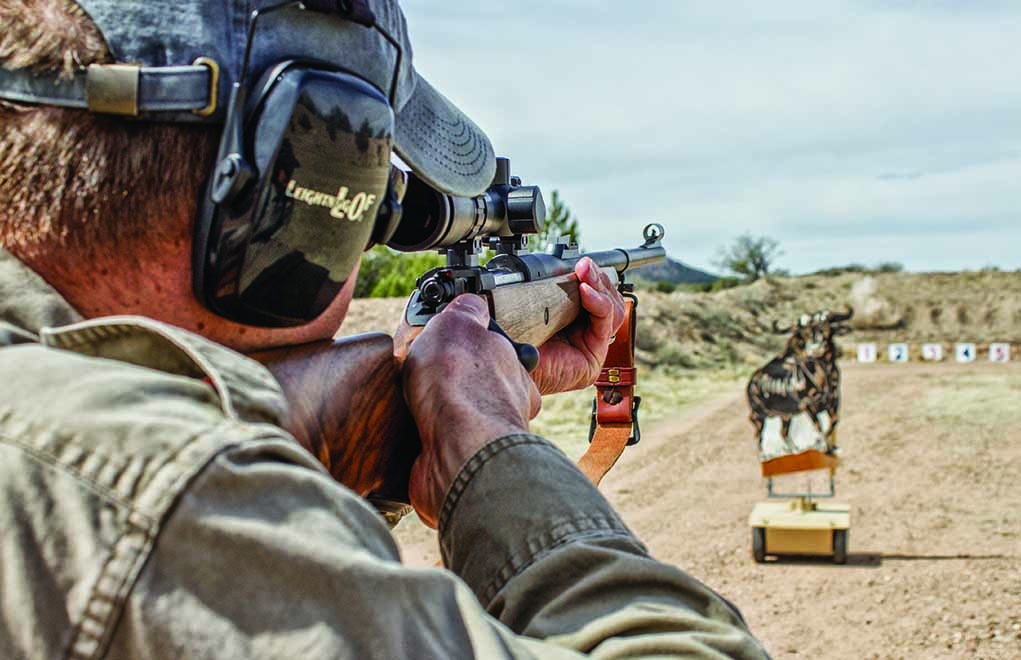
left=249, top=272, right=606, bottom=506
left=250, top=333, right=419, bottom=507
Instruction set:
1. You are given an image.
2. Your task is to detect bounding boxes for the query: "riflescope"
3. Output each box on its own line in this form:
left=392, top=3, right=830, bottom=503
left=386, top=157, right=545, bottom=252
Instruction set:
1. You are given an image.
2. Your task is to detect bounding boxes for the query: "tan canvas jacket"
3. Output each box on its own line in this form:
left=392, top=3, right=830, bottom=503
left=0, top=250, right=769, bottom=659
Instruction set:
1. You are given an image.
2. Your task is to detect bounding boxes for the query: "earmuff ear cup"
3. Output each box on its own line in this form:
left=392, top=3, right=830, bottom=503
left=193, top=61, right=394, bottom=327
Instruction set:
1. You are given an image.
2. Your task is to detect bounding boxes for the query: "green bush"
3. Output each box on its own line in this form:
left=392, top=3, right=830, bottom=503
left=654, top=281, right=677, bottom=294
left=709, top=276, right=742, bottom=292
left=355, top=246, right=445, bottom=298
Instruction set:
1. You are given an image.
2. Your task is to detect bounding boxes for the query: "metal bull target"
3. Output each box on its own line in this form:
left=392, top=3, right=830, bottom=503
left=747, top=306, right=853, bottom=460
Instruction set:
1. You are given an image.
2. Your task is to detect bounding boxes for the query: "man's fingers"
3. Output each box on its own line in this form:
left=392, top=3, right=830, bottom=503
left=580, top=281, right=614, bottom=342
left=577, top=258, right=627, bottom=337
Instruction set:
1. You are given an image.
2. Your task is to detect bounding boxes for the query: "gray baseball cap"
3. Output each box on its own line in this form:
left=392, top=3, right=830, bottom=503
left=0, top=0, right=495, bottom=197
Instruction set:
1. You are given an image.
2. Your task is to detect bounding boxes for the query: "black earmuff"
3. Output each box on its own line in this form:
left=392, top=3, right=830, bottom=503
left=192, top=60, right=398, bottom=327
left=192, top=0, right=405, bottom=328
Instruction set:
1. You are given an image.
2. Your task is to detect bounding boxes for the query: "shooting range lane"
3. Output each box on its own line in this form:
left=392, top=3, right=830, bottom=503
left=394, top=361, right=1021, bottom=658
left=593, top=361, right=1021, bottom=659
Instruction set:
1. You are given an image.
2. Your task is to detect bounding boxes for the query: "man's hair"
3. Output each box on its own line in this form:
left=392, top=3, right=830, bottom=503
left=0, top=0, right=218, bottom=261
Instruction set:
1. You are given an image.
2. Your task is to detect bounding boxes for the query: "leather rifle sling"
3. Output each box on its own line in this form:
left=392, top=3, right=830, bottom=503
left=576, top=298, right=638, bottom=485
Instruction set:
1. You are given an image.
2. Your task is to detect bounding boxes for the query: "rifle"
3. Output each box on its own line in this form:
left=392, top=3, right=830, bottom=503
left=251, top=159, right=666, bottom=519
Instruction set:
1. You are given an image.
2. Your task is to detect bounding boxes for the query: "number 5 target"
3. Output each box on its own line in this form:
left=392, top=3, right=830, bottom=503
left=989, top=343, right=1011, bottom=363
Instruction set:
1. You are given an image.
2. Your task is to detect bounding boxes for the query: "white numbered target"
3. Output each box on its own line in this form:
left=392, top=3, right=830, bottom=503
left=921, top=343, right=943, bottom=361
left=955, top=343, right=977, bottom=363
left=989, top=343, right=1011, bottom=363
left=857, top=343, right=877, bottom=363
left=888, top=343, right=909, bottom=363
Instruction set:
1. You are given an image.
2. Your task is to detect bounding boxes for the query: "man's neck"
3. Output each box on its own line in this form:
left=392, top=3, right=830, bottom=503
left=13, top=242, right=356, bottom=354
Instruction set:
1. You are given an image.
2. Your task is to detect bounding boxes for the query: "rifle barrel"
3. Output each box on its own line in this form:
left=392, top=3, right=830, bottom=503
left=577, top=244, right=666, bottom=274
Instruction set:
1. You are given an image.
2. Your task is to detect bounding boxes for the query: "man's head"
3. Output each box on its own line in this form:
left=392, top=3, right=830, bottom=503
left=0, top=0, right=218, bottom=266
left=0, top=0, right=495, bottom=349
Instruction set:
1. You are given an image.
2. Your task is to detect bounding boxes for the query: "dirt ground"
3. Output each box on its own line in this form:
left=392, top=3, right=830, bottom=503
left=393, top=362, right=1021, bottom=659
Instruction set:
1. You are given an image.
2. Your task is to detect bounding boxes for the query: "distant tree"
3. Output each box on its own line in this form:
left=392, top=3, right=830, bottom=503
left=536, top=189, right=581, bottom=253
left=715, top=234, right=783, bottom=281
left=876, top=261, right=904, bottom=273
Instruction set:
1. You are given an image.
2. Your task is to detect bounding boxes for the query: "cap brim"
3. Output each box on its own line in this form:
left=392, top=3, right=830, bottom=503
left=393, top=75, right=496, bottom=198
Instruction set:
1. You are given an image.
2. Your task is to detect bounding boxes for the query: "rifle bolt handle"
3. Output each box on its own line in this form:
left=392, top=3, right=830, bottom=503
left=487, top=319, right=540, bottom=373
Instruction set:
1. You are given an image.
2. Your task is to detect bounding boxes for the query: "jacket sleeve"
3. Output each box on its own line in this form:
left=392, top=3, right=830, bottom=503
left=439, top=434, right=769, bottom=658
left=106, top=433, right=769, bottom=659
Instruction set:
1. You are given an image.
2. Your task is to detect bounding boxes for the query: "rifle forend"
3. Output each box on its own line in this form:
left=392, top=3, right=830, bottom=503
left=406, top=223, right=666, bottom=346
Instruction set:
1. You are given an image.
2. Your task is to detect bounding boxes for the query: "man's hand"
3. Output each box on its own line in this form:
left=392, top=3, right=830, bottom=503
left=403, top=294, right=541, bottom=528
left=530, top=257, right=628, bottom=395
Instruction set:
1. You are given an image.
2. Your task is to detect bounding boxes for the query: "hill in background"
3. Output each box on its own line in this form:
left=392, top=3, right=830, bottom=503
left=632, top=257, right=718, bottom=285
left=340, top=270, right=1021, bottom=371
left=634, top=270, right=1021, bottom=370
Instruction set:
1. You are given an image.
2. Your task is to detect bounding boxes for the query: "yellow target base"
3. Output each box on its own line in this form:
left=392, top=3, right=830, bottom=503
left=749, top=499, right=850, bottom=564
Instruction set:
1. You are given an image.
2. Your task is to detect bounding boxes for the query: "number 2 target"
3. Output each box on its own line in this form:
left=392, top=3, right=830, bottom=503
left=888, top=343, right=909, bottom=363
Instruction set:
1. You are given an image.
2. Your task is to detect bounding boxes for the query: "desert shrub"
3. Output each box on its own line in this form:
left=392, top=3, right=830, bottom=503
left=717, top=339, right=740, bottom=366
left=635, top=325, right=660, bottom=352
left=657, top=341, right=697, bottom=368
left=709, top=276, right=742, bottom=292
left=654, top=281, right=677, bottom=294
left=813, top=264, right=867, bottom=277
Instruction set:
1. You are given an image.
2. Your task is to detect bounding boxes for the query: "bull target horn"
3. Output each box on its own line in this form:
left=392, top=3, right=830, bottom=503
left=829, top=305, right=854, bottom=323
left=771, top=319, right=793, bottom=334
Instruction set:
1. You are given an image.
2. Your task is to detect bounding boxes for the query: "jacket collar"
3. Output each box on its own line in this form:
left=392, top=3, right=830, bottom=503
left=0, top=249, right=289, bottom=427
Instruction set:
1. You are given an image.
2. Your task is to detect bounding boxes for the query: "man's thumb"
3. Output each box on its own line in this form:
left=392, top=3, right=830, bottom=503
left=444, top=294, right=490, bottom=325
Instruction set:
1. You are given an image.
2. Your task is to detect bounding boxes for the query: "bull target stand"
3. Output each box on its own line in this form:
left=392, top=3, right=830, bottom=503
left=748, top=450, right=850, bottom=564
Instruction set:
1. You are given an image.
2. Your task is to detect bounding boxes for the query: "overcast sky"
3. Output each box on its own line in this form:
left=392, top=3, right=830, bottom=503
left=401, top=1, right=1020, bottom=274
